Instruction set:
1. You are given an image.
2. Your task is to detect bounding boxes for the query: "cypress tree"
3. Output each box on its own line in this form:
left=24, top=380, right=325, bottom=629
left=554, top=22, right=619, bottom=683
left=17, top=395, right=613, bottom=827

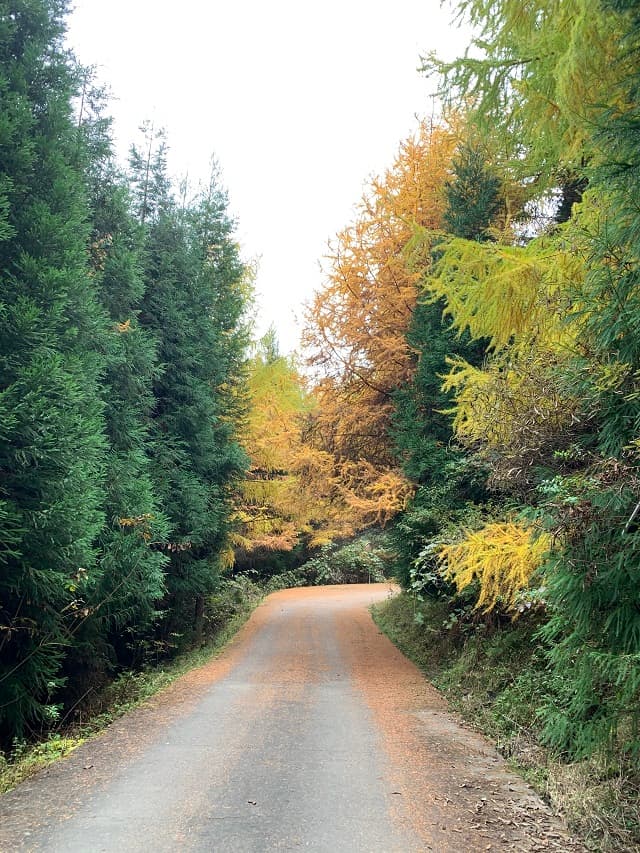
left=81, top=118, right=169, bottom=670
left=131, top=145, right=248, bottom=645
left=0, top=0, right=108, bottom=738
left=443, top=144, right=502, bottom=241
left=393, top=142, right=499, bottom=477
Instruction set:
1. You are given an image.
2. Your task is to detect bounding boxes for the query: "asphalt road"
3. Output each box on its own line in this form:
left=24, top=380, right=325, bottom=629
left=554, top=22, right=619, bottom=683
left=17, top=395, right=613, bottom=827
left=0, top=584, right=582, bottom=852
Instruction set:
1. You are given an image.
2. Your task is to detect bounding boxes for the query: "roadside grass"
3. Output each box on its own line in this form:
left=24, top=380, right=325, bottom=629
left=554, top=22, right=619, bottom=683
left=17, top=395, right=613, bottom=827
left=372, top=591, right=640, bottom=853
left=0, top=584, right=262, bottom=795
left=0, top=540, right=392, bottom=797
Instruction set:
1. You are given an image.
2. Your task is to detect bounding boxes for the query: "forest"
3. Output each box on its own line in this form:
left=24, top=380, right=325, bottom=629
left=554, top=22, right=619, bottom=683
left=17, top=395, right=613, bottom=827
left=1, top=0, right=640, bottom=848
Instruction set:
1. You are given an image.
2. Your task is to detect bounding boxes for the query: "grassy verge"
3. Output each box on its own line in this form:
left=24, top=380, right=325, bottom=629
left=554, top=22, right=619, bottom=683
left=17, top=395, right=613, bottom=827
left=372, top=592, right=640, bottom=853
left=0, top=588, right=261, bottom=795
left=0, top=539, right=392, bottom=796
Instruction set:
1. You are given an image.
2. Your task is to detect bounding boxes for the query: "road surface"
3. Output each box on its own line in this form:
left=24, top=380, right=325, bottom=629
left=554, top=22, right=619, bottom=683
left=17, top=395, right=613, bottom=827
left=0, top=584, right=581, bottom=852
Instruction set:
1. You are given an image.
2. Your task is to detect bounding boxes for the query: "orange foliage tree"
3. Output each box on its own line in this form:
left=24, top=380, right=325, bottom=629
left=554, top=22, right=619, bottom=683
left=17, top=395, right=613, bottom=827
left=302, top=119, right=460, bottom=525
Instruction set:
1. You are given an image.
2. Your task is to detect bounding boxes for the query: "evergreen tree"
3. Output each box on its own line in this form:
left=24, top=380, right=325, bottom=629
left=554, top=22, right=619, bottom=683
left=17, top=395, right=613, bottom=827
left=132, top=150, right=248, bottom=644
left=391, top=300, right=466, bottom=484
left=0, top=0, right=108, bottom=738
left=393, top=141, right=499, bottom=477
left=128, top=122, right=171, bottom=225
left=535, top=0, right=640, bottom=755
left=390, top=143, right=499, bottom=586
left=443, top=144, right=502, bottom=241
left=83, top=130, right=169, bottom=670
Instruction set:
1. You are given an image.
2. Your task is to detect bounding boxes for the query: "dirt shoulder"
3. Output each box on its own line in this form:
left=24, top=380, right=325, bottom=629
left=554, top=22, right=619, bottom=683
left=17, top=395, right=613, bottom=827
left=1, top=584, right=585, bottom=852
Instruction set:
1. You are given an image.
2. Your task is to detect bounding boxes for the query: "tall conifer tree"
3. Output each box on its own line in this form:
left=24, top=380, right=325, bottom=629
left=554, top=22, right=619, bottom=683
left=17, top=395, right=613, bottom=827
left=0, top=0, right=108, bottom=737
left=130, top=144, right=248, bottom=643
left=80, top=112, right=169, bottom=668
left=390, top=143, right=499, bottom=586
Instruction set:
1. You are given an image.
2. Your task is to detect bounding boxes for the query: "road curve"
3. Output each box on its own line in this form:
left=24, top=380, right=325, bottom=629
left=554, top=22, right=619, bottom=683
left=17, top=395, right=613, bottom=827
left=0, top=584, right=581, bottom=852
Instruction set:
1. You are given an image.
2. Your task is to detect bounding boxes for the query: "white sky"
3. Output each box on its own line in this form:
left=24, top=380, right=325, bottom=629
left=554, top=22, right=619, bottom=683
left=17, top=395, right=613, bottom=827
left=66, top=0, right=469, bottom=354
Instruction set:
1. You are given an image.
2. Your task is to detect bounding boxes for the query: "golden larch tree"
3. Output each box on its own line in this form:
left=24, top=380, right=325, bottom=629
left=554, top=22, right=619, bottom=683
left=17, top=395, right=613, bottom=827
left=302, top=118, right=460, bottom=524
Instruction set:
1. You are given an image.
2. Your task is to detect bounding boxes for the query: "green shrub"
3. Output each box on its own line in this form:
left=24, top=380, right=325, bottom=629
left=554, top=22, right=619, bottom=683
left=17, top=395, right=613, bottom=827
left=203, top=575, right=263, bottom=638
left=302, top=534, right=390, bottom=585
left=263, top=568, right=311, bottom=593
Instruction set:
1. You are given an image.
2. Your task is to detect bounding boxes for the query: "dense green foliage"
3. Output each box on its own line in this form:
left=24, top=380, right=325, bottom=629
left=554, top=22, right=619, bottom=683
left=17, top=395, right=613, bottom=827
left=389, top=142, right=498, bottom=586
left=380, top=0, right=640, bottom=770
left=135, top=159, right=248, bottom=646
left=0, top=0, right=108, bottom=739
left=82, top=114, right=169, bottom=675
left=0, top=0, right=249, bottom=743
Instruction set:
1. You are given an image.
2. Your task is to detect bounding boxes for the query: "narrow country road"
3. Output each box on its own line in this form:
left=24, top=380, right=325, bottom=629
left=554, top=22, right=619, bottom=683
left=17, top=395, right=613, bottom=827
left=0, top=585, right=582, bottom=852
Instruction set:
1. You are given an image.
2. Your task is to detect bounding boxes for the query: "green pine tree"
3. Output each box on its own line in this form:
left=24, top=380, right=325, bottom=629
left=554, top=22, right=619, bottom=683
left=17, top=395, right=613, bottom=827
left=131, top=148, right=249, bottom=645
left=390, top=143, right=499, bottom=587
left=0, top=0, right=108, bottom=739
left=79, top=110, right=169, bottom=670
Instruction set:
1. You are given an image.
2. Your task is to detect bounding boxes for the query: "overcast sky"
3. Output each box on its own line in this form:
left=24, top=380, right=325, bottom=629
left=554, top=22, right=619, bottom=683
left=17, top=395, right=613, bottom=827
left=67, top=0, right=469, bottom=353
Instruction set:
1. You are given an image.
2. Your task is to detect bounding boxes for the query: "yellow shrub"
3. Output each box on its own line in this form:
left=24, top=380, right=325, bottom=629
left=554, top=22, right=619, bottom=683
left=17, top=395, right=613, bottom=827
left=438, top=522, right=551, bottom=614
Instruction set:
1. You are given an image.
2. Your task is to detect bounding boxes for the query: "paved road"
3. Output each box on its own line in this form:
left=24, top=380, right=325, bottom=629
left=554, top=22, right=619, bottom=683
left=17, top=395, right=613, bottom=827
left=0, top=585, right=581, bottom=852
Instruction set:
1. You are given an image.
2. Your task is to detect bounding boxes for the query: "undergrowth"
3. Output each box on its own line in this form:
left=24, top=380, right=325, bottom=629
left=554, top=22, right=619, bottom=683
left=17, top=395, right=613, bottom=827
left=0, top=538, right=391, bottom=796
left=372, top=592, right=640, bottom=853
left=0, top=576, right=263, bottom=795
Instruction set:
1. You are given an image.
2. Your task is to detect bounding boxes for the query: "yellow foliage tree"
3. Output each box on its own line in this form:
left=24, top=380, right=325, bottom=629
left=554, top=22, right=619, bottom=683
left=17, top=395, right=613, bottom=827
left=424, top=0, right=623, bottom=187
left=425, top=222, right=594, bottom=491
left=439, top=521, right=551, bottom=614
left=305, top=119, right=459, bottom=412
left=233, top=332, right=355, bottom=561
left=442, top=355, right=585, bottom=492
left=429, top=233, right=583, bottom=353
